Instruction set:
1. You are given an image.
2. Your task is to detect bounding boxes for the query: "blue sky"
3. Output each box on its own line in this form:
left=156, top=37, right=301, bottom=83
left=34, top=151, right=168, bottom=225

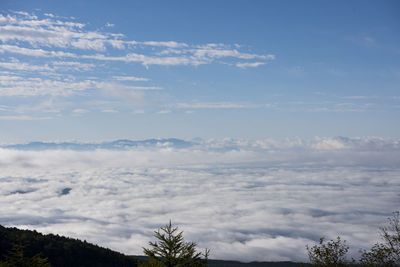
left=0, top=0, right=399, bottom=142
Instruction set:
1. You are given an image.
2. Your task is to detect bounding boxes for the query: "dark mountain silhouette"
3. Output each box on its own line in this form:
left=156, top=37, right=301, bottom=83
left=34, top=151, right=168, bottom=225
left=0, top=225, right=138, bottom=267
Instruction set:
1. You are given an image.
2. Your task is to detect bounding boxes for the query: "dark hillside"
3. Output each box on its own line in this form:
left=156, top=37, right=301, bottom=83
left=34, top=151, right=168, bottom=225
left=1, top=225, right=306, bottom=267
left=0, top=225, right=138, bottom=267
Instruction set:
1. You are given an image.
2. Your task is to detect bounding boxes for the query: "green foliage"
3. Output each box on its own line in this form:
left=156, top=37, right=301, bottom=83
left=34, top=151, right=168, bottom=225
left=306, top=237, right=350, bottom=267
left=360, top=211, right=400, bottom=266
left=0, top=241, right=51, bottom=267
left=141, top=221, right=209, bottom=267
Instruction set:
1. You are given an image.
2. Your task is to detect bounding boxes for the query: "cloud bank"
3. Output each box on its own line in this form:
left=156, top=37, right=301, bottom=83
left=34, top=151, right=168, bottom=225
left=0, top=137, right=399, bottom=262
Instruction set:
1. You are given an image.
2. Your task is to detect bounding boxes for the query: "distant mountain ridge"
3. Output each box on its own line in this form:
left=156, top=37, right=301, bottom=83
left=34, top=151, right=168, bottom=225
left=1, top=138, right=194, bottom=151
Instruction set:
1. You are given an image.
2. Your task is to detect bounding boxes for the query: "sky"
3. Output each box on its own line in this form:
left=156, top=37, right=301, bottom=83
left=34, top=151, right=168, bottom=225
left=1, top=1, right=400, bottom=263
left=0, top=0, right=399, bottom=142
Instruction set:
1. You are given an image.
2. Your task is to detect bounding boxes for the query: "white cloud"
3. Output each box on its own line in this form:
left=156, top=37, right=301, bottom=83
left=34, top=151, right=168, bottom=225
left=0, top=137, right=399, bottom=262
left=0, top=76, right=96, bottom=96
left=197, top=49, right=266, bottom=59
left=113, top=76, right=149, bottom=82
left=0, top=58, right=53, bottom=71
left=157, top=110, right=171, bottom=114
left=0, top=44, right=77, bottom=58
left=11, top=98, right=62, bottom=114
left=72, top=108, right=89, bottom=115
left=0, top=75, right=161, bottom=97
left=236, top=62, right=266, bottom=68
left=11, top=11, right=37, bottom=19
left=80, top=52, right=207, bottom=67
left=102, top=84, right=161, bottom=91
left=101, top=109, right=118, bottom=113
left=0, top=14, right=109, bottom=51
left=141, top=41, right=188, bottom=48
left=105, top=22, right=114, bottom=28
left=51, top=61, right=95, bottom=71
left=0, top=12, right=272, bottom=68
left=0, top=115, right=52, bottom=120
left=342, top=96, right=372, bottom=99
left=308, top=107, right=365, bottom=113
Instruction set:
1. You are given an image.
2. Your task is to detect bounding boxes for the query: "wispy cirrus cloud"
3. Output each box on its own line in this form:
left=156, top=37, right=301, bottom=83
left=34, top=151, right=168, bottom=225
left=0, top=44, right=77, bottom=58
left=236, top=61, right=266, bottom=68
left=157, top=110, right=171, bottom=114
left=174, top=102, right=250, bottom=109
left=0, top=75, right=95, bottom=96
left=101, top=108, right=118, bottom=113
left=0, top=10, right=272, bottom=119
left=0, top=73, right=161, bottom=97
left=51, top=61, right=95, bottom=71
left=71, top=108, right=89, bottom=116
left=112, top=75, right=149, bottom=82
left=0, top=11, right=274, bottom=67
left=0, top=115, right=52, bottom=120
left=0, top=58, right=52, bottom=71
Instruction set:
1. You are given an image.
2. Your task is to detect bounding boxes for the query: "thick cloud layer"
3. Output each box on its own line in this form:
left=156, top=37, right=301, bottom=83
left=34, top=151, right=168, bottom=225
left=0, top=137, right=399, bottom=262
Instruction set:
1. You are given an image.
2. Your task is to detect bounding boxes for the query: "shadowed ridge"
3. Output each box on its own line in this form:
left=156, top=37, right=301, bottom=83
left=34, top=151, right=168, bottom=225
left=0, top=225, right=138, bottom=267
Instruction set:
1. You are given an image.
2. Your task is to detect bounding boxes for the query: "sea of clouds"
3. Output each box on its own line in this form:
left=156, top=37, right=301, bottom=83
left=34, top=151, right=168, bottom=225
left=0, top=136, right=399, bottom=262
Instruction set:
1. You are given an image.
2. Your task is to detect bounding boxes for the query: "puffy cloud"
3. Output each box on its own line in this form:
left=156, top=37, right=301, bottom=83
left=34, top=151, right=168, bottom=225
left=0, top=137, right=399, bottom=262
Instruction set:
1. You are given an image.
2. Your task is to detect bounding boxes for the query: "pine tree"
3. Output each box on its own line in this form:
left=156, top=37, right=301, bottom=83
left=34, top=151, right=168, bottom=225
left=0, top=241, right=51, bottom=267
left=141, top=221, right=209, bottom=267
